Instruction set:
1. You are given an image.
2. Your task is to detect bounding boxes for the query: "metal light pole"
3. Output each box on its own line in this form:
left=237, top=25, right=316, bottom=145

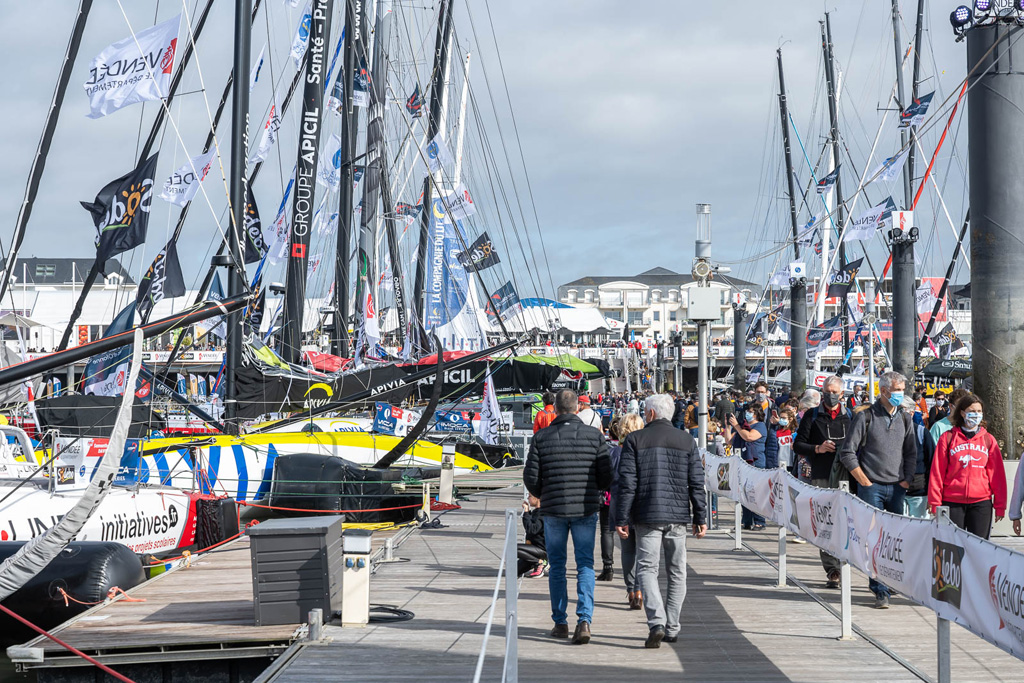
left=865, top=280, right=877, bottom=401
left=693, top=204, right=715, bottom=450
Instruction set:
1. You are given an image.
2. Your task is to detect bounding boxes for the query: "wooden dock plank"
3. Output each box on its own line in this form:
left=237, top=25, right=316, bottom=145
left=268, top=488, right=1016, bottom=682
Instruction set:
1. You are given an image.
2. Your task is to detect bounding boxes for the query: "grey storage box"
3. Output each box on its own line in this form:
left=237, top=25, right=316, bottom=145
left=248, top=516, right=345, bottom=626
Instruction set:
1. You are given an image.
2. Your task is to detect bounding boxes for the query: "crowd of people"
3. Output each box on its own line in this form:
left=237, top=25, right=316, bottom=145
left=519, top=374, right=1024, bottom=648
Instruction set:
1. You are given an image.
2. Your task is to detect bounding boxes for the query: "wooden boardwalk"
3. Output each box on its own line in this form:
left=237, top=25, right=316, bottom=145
left=262, top=488, right=1024, bottom=682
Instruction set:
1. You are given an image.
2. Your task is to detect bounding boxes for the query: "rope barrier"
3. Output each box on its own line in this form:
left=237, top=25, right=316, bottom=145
left=236, top=501, right=423, bottom=514
left=0, top=602, right=136, bottom=683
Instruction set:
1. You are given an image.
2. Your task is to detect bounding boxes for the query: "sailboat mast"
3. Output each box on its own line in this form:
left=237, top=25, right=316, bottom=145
left=907, top=0, right=926, bottom=200
left=823, top=14, right=849, bottom=358
left=353, top=0, right=392, bottom=361
left=281, top=0, right=335, bottom=364
left=890, top=0, right=914, bottom=210
left=412, top=0, right=455, bottom=324
left=777, top=48, right=806, bottom=393
left=56, top=0, right=218, bottom=351
left=224, top=0, right=253, bottom=429
left=1, top=0, right=93, bottom=307
left=333, top=0, right=365, bottom=358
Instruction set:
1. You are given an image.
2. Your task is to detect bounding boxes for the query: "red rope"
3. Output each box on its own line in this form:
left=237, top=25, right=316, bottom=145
left=881, top=79, right=969, bottom=278
left=0, top=602, right=136, bottom=683
left=142, top=531, right=243, bottom=567
left=56, top=587, right=146, bottom=608
left=236, top=501, right=422, bottom=514
left=430, top=499, right=461, bottom=511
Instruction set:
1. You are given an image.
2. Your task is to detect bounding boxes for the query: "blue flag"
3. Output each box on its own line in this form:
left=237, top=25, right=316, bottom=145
left=82, top=303, right=136, bottom=396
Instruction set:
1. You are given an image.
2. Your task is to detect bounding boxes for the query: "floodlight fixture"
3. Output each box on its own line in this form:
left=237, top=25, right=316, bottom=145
left=950, top=5, right=972, bottom=30
left=974, top=0, right=992, bottom=13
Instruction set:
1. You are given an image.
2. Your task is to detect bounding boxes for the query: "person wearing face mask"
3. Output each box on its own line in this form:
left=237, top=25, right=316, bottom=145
left=753, top=380, right=772, bottom=414
left=729, top=403, right=768, bottom=530
left=793, top=378, right=851, bottom=587
left=838, top=371, right=918, bottom=609
left=773, top=408, right=796, bottom=471
left=928, top=394, right=1006, bottom=539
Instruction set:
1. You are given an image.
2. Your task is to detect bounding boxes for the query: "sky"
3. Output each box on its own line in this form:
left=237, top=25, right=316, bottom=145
left=0, top=1, right=973, bottom=302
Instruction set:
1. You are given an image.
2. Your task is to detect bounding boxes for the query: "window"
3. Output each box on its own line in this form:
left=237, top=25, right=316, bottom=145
left=670, top=311, right=677, bottom=321
left=653, top=311, right=661, bottom=322
left=34, top=264, right=55, bottom=278
left=669, top=290, right=678, bottom=302
left=651, top=290, right=661, bottom=302
left=627, top=311, right=644, bottom=325
left=599, top=291, right=622, bottom=307
left=566, top=290, right=577, bottom=303
left=605, top=310, right=622, bottom=322
left=625, top=291, right=644, bottom=308
left=584, top=290, right=594, bottom=303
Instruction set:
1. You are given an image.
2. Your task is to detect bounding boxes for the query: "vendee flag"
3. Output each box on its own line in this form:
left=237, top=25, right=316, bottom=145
left=84, top=15, right=180, bottom=119
left=899, top=91, right=934, bottom=129
left=83, top=154, right=159, bottom=273
left=816, top=165, right=840, bottom=195
left=136, top=238, right=186, bottom=323
left=289, top=0, right=313, bottom=67
left=456, top=231, right=501, bottom=272
left=83, top=302, right=136, bottom=397
left=425, top=134, right=453, bottom=174
left=159, top=150, right=215, bottom=207
left=827, top=257, right=863, bottom=298
left=444, top=184, right=477, bottom=221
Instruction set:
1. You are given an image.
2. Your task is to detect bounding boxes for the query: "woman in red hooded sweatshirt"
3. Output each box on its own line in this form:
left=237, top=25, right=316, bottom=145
left=928, top=393, right=1007, bottom=539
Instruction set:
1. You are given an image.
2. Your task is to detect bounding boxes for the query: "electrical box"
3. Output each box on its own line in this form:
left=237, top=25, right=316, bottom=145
left=342, top=529, right=374, bottom=627
left=687, top=287, right=721, bottom=321
left=248, top=516, right=344, bottom=626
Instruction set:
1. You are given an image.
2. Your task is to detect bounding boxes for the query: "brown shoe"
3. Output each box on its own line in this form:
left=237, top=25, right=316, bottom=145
left=630, top=590, right=643, bottom=610
left=572, top=622, right=591, bottom=645
left=826, top=570, right=841, bottom=589
left=550, top=623, right=569, bottom=638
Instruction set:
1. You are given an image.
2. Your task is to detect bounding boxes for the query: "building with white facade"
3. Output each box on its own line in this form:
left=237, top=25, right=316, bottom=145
left=556, top=267, right=758, bottom=342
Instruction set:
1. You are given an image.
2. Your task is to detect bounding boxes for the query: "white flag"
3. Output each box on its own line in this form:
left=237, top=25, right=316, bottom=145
left=843, top=201, right=887, bottom=242
left=316, top=134, right=343, bottom=188
left=479, top=366, right=501, bottom=446
left=796, top=215, right=819, bottom=246
left=768, top=269, right=789, bottom=287
left=252, top=96, right=282, bottom=163
left=916, top=283, right=937, bottom=315
left=84, top=15, right=181, bottom=119
left=425, top=134, right=453, bottom=174
left=444, top=184, right=477, bottom=221
left=267, top=201, right=290, bottom=265
left=870, top=147, right=909, bottom=185
left=249, top=44, right=265, bottom=93
left=316, top=210, right=339, bottom=236
left=159, top=150, right=215, bottom=206
left=289, top=1, right=313, bottom=67
left=307, top=252, right=323, bottom=278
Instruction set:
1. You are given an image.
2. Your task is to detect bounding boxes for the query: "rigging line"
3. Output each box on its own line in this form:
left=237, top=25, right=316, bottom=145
left=113, top=1, right=249, bottom=284
left=453, top=20, right=552, bottom=309
left=476, top=0, right=557, bottom=302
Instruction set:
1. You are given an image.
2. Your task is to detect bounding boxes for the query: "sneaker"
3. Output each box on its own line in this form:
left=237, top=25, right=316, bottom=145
left=525, top=563, right=545, bottom=579
left=791, top=536, right=807, bottom=544
left=663, top=635, right=678, bottom=644
left=645, top=625, right=666, bottom=649
left=550, top=623, right=569, bottom=638
left=597, top=567, right=614, bottom=582
left=826, top=570, right=841, bottom=589
left=572, top=622, right=591, bottom=645
left=874, top=594, right=890, bottom=610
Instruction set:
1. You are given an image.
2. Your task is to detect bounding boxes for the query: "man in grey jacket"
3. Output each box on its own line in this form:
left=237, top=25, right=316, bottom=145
left=838, top=370, right=917, bottom=609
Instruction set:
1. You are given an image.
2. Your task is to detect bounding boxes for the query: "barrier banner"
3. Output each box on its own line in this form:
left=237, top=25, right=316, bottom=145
left=702, top=451, right=1024, bottom=663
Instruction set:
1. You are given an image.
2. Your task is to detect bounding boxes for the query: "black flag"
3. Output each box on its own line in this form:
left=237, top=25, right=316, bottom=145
left=82, top=154, right=159, bottom=273
left=243, top=186, right=267, bottom=264
left=456, top=231, right=501, bottom=272
left=136, top=237, right=186, bottom=323
left=406, top=84, right=424, bottom=118
left=827, top=257, right=863, bottom=298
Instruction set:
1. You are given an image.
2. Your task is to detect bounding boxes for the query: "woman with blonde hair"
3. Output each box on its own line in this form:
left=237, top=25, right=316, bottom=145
left=609, top=412, right=645, bottom=609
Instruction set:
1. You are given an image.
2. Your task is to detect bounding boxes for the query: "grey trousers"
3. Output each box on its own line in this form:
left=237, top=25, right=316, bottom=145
left=634, top=523, right=687, bottom=637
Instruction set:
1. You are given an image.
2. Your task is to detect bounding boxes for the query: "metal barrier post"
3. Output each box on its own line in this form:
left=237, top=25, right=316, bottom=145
left=777, top=525, right=787, bottom=588
left=734, top=501, right=742, bottom=550
left=936, top=505, right=952, bottom=683
left=504, top=508, right=519, bottom=683
left=838, top=481, right=852, bottom=640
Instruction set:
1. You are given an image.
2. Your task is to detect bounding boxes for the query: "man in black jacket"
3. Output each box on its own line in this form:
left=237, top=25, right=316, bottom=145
left=524, top=389, right=611, bottom=645
left=613, top=393, right=707, bottom=649
left=793, top=376, right=851, bottom=589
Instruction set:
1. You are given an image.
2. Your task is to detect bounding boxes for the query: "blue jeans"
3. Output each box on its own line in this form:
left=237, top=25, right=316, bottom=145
left=856, top=482, right=907, bottom=598
left=543, top=513, right=598, bottom=625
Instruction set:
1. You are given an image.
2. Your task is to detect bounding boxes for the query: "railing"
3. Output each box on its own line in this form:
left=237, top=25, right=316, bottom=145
left=707, top=450, right=1024, bottom=683
left=472, top=507, right=520, bottom=683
